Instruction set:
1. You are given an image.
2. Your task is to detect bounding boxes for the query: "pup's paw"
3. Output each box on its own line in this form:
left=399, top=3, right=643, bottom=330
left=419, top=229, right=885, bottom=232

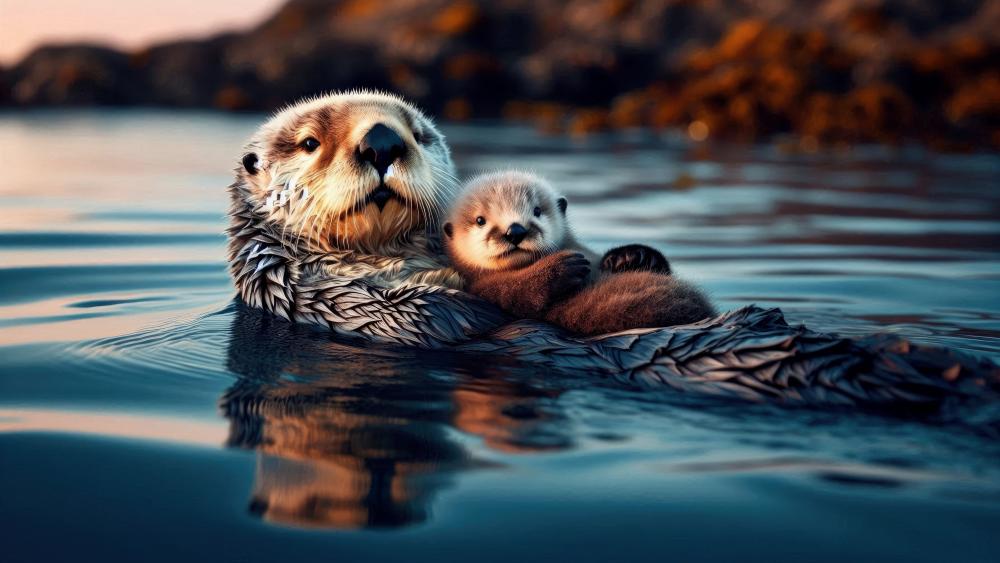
left=600, top=244, right=671, bottom=274
left=538, top=251, right=591, bottom=303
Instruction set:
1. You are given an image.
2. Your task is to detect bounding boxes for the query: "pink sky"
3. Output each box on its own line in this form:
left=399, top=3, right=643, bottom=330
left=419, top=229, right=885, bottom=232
left=0, top=0, right=282, bottom=64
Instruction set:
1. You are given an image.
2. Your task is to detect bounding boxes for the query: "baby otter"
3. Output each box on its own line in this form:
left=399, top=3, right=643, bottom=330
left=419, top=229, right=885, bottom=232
left=442, top=171, right=716, bottom=335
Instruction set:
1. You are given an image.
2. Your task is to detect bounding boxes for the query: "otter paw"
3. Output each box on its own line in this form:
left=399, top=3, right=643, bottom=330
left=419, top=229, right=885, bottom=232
left=600, top=244, right=671, bottom=274
left=538, top=251, right=591, bottom=303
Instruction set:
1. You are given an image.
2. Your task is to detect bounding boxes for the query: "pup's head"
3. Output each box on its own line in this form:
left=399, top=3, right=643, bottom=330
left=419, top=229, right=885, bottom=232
left=443, top=171, right=570, bottom=272
left=234, top=91, right=456, bottom=253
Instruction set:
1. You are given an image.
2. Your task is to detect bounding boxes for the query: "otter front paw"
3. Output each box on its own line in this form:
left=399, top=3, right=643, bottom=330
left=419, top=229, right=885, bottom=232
left=535, top=251, right=591, bottom=305
left=600, top=244, right=671, bottom=274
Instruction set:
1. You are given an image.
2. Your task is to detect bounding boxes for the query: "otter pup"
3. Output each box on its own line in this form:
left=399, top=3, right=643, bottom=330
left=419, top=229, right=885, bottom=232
left=442, top=171, right=716, bottom=335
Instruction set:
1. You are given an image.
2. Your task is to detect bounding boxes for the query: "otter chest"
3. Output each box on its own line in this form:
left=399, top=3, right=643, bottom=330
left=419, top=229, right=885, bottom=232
left=301, top=251, right=463, bottom=290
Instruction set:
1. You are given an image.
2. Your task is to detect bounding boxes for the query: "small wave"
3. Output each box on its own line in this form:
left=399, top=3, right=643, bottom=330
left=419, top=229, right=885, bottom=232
left=68, top=295, right=175, bottom=309
left=0, top=263, right=229, bottom=306
left=82, top=210, right=225, bottom=223
left=70, top=302, right=238, bottom=382
left=0, top=232, right=224, bottom=248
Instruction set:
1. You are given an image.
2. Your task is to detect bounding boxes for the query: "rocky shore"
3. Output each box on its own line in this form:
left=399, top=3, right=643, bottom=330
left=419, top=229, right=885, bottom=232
left=3, top=0, right=998, bottom=149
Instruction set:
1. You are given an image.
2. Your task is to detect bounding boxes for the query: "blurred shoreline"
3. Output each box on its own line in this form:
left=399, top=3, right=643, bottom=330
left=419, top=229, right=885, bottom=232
left=1, top=0, right=997, bottom=150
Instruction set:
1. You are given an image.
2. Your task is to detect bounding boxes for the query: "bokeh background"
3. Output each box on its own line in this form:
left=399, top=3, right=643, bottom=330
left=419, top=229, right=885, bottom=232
left=3, top=0, right=999, bottom=149
left=2, top=3, right=1000, bottom=560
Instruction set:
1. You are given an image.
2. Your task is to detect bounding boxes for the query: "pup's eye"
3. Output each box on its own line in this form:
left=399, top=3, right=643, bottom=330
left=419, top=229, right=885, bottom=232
left=475, top=216, right=486, bottom=226
left=300, top=137, right=320, bottom=153
left=533, top=206, right=542, bottom=217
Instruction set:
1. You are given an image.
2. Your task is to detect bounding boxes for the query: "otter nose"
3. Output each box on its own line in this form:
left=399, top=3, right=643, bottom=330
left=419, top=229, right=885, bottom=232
left=359, top=123, right=406, bottom=176
left=503, top=223, right=529, bottom=246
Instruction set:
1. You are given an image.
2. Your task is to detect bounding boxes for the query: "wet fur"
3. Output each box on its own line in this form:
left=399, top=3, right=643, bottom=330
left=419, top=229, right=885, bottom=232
left=226, top=91, right=506, bottom=346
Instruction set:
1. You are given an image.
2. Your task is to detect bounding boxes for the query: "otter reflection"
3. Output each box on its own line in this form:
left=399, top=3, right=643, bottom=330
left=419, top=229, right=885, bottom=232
left=222, top=303, right=572, bottom=529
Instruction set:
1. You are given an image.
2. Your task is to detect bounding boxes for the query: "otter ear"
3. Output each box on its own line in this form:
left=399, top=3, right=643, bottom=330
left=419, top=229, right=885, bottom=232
left=242, top=153, right=259, bottom=175
left=443, top=222, right=454, bottom=239
left=557, top=197, right=568, bottom=214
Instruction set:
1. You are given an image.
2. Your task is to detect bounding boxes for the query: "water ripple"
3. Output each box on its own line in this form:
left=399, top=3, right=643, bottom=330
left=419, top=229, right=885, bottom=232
left=0, top=232, right=224, bottom=248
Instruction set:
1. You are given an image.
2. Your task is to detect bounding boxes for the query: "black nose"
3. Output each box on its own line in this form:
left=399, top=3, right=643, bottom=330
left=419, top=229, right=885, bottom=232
left=504, top=223, right=529, bottom=245
left=359, top=123, right=406, bottom=176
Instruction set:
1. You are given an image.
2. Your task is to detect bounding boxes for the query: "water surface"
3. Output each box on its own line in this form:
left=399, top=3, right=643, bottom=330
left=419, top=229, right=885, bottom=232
left=1, top=110, right=999, bottom=562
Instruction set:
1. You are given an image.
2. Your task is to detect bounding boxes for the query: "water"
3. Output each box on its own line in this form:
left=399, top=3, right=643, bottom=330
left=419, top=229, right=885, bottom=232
left=1, top=110, right=999, bottom=562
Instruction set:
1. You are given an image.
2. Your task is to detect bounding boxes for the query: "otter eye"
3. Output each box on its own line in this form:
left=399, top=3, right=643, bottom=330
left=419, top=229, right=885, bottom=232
left=533, top=206, right=542, bottom=217
left=300, top=137, right=320, bottom=153
left=242, top=153, right=259, bottom=175
left=475, top=216, right=486, bottom=226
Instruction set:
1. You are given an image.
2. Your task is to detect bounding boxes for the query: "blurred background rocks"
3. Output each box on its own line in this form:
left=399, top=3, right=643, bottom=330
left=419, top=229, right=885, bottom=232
left=2, top=0, right=998, bottom=148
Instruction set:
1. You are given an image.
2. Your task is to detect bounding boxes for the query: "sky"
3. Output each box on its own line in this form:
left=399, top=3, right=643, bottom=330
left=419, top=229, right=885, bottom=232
left=0, top=0, right=282, bottom=64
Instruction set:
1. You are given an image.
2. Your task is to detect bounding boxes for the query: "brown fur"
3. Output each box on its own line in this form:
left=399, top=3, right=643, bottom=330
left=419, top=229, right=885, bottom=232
left=464, top=252, right=716, bottom=335
left=445, top=171, right=717, bottom=335
left=547, top=271, right=717, bottom=335
left=464, top=250, right=591, bottom=319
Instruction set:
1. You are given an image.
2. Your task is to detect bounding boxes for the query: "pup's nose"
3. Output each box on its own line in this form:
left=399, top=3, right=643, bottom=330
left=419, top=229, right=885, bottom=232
left=503, top=223, right=529, bottom=245
left=359, top=123, right=406, bottom=176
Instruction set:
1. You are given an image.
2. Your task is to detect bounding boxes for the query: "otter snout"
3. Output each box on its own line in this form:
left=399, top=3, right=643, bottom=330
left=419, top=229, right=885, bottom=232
left=503, top=223, right=529, bottom=245
left=358, top=123, right=406, bottom=176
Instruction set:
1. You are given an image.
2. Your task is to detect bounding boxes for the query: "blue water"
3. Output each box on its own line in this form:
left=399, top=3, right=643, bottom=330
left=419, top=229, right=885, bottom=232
left=1, top=110, right=999, bottom=562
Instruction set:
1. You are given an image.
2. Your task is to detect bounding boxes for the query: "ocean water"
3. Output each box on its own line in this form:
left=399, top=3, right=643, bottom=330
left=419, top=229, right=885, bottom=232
left=1, top=110, right=999, bottom=562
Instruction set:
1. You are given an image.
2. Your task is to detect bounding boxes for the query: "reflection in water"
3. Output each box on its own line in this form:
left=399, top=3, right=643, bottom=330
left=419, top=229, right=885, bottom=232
left=221, top=303, right=572, bottom=528
left=225, top=381, right=464, bottom=529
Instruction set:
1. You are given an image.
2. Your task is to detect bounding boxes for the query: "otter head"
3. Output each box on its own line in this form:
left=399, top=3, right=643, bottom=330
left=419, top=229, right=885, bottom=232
left=442, top=171, right=569, bottom=273
left=234, top=91, right=456, bottom=253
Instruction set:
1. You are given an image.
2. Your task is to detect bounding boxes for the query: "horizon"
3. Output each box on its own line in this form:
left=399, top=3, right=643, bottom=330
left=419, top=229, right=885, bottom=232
left=0, top=0, right=281, bottom=64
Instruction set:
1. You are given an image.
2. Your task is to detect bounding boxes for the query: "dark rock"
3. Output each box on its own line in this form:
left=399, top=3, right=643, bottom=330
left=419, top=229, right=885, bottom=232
left=3, top=0, right=998, bottom=149
left=8, top=45, right=139, bottom=105
left=135, top=36, right=234, bottom=107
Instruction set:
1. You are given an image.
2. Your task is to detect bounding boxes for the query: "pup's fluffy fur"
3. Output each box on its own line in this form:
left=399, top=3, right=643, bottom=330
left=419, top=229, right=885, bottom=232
left=443, top=171, right=716, bottom=335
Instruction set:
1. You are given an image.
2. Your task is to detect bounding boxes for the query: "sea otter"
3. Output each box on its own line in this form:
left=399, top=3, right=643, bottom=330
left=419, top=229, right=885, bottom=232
left=442, top=171, right=717, bottom=335
left=226, top=90, right=509, bottom=346
left=227, top=91, right=662, bottom=345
